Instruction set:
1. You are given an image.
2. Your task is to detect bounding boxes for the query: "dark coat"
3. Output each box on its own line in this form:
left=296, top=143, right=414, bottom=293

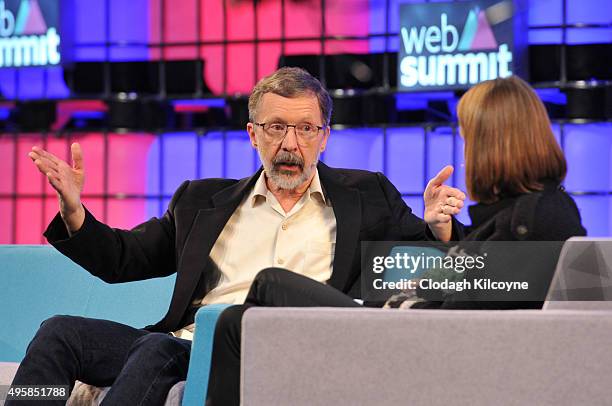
left=44, top=162, right=428, bottom=332
left=463, top=180, right=586, bottom=242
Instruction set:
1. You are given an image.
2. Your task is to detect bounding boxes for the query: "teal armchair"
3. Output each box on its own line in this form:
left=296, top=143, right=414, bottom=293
left=0, top=244, right=228, bottom=405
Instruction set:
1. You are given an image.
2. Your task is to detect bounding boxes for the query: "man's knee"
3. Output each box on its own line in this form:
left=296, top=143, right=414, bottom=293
left=36, top=315, right=80, bottom=341
left=22, top=315, right=85, bottom=358
left=255, top=267, right=291, bottom=284
left=248, top=268, right=297, bottom=305
left=128, top=333, right=190, bottom=361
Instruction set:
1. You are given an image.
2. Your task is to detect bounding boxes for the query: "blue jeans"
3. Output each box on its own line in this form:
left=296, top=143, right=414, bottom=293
left=7, top=316, right=191, bottom=406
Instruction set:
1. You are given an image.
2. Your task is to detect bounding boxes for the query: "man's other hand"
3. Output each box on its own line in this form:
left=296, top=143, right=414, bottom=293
left=424, top=165, right=466, bottom=241
left=28, top=143, right=86, bottom=234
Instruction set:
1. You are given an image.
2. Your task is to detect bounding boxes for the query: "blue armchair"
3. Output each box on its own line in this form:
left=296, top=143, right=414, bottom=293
left=0, top=244, right=228, bottom=405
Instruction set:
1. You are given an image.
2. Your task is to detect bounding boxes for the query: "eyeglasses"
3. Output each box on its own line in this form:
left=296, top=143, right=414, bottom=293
left=254, top=122, right=325, bottom=144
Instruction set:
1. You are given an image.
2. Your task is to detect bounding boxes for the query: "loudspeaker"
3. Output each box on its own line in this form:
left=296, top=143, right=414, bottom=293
left=362, top=93, right=396, bottom=124
left=227, top=96, right=250, bottom=128
left=331, top=94, right=396, bottom=126
left=278, top=54, right=321, bottom=81
left=279, top=53, right=398, bottom=90
left=330, top=95, right=362, bottom=125
left=107, top=99, right=173, bottom=130
left=63, top=62, right=105, bottom=94
left=605, top=85, right=612, bottom=119
left=64, top=60, right=210, bottom=96
left=165, top=60, right=211, bottom=95
left=111, top=62, right=157, bottom=93
left=529, top=45, right=561, bottom=83
left=530, top=44, right=612, bottom=83
left=10, top=101, right=57, bottom=131
left=174, top=108, right=228, bottom=129
left=564, top=87, right=607, bottom=119
left=567, top=44, right=612, bottom=81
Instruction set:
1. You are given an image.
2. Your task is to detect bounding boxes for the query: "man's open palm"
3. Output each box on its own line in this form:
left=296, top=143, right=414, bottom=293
left=28, top=142, right=85, bottom=230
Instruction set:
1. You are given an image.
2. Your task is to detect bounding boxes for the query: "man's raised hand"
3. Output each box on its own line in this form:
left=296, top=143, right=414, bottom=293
left=28, top=142, right=86, bottom=234
left=423, top=165, right=466, bottom=241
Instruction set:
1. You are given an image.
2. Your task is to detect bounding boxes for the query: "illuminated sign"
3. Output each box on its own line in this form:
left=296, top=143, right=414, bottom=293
left=398, top=0, right=525, bottom=91
left=0, top=0, right=60, bottom=68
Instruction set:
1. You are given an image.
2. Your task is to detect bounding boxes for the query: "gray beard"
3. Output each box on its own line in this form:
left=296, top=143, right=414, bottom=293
left=259, top=151, right=319, bottom=191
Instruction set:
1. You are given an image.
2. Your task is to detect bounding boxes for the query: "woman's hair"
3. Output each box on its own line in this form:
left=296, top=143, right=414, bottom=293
left=457, top=75, right=566, bottom=203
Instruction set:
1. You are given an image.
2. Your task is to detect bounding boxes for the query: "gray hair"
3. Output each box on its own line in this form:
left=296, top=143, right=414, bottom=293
left=248, top=67, right=333, bottom=126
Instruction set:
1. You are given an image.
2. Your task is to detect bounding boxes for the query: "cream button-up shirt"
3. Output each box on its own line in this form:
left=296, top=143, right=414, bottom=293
left=173, top=169, right=337, bottom=340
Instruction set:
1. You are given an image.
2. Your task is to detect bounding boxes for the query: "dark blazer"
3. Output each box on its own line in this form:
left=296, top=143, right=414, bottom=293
left=413, top=180, right=587, bottom=310
left=44, top=162, right=428, bottom=332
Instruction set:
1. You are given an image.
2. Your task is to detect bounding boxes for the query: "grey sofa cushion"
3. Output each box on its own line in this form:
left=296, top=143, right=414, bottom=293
left=242, top=308, right=612, bottom=406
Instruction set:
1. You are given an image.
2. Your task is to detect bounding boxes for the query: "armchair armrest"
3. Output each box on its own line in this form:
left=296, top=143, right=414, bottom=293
left=182, top=304, right=232, bottom=406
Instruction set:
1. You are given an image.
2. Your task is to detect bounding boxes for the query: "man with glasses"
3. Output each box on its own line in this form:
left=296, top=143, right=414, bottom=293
left=10, top=67, right=465, bottom=405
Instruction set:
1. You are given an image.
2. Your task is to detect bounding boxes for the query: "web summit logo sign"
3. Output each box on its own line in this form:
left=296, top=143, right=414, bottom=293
left=0, top=0, right=60, bottom=68
left=398, top=1, right=517, bottom=91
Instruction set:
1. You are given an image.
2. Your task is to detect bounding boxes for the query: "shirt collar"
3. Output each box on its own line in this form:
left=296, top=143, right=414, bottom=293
left=251, top=171, right=269, bottom=206
left=308, top=169, right=328, bottom=205
left=250, top=168, right=328, bottom=207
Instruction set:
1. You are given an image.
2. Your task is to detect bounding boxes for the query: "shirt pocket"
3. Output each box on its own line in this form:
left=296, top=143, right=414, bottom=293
left=302, top=240, right=336, bottom=281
